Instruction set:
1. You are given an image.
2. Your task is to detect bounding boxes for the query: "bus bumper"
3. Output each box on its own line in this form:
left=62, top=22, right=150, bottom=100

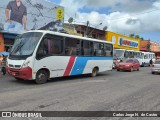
left=6, top=66, right=32, bottom=80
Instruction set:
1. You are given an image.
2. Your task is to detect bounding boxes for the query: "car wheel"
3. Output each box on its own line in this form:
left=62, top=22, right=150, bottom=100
left=35, top=70, right=48, bottom=84
left=117, top=69, right=120, bottom=71
left=91, top=68, right=98, bottom=77
left=152, top=72, right=155, bottom=74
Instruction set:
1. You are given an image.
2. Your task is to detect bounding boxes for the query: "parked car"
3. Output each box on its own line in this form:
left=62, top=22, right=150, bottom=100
left=116, top=58, right=140, bottom=72
left=151, top=60, right=160, bottom=74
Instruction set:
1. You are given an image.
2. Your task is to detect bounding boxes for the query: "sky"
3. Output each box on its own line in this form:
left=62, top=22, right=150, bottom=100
left=49, top=0, right=160, bottom=43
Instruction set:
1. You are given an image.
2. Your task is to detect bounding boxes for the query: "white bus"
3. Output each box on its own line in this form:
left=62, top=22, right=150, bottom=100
left=113, top=49, right=125, bottom=61
left=140, top=52, right=156, bottom=66
left=114, top=49, right=155, bottom=66
left=7, top=30, right=113, bottom=84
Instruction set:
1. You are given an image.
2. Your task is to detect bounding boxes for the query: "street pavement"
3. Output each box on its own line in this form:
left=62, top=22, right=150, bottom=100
left=0, top=67, right=160, bottom=120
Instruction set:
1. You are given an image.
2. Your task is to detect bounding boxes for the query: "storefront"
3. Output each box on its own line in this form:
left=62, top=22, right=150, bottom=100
left=0, top=33, right=5, bottom=52
left=105, top=31, right=140, bottom=51
left=0, top=32, right=18, bottom=53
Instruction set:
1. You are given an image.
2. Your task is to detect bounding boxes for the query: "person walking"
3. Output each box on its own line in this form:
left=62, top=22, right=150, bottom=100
left=1, top=55, right=6, bottom=75
left=149, top=59, right=153, bottom=67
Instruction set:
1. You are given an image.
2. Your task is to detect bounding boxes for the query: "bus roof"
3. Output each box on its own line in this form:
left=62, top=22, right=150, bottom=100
left=25, top=30, right=113, bottom=45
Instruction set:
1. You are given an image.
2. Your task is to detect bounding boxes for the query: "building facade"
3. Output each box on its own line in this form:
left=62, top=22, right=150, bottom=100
left=150, top=41, right=160, bottom=52
left=0, top=32, right=17, bottom=52
left=75, top=25, right=106, bottom=40
left=0, top=33, right=5, bottom=52
left=63, top=24, right=82, bottom=36
left=105, top=31, right=140, bottom=51
left=140, top=40, right=150, bottom=51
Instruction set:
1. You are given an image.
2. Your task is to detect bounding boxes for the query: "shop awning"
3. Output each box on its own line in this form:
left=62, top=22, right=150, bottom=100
left=0, top=52, right=9, bottom=56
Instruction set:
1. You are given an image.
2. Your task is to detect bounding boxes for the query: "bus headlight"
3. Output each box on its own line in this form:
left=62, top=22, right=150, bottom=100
left=22, top=61, right=30, bottom=68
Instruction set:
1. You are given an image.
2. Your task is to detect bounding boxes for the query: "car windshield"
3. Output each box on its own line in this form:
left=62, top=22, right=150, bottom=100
left=125, top=59, right=134, bottom=63
left=10, top=32, right=43, bottom=56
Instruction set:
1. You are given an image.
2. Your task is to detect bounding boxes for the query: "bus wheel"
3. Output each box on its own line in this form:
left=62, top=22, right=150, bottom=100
left=91, top=68, right=98, bottom=77
left=35, top=70, right=48, bottom=84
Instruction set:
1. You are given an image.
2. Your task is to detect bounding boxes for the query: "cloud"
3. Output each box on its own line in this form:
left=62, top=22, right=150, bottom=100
left=59, top=0, right=160, bottom=34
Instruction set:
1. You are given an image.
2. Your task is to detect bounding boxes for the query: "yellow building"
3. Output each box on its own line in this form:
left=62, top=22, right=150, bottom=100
left=105, top=31, right=140, bottom=51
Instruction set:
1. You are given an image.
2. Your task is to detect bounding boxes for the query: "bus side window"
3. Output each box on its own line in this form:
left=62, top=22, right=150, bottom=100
left=65, top=37, right=80, bottom=56
left=144, top=55, right=147, bottom=59
left=36, top=40, right=47, bottom=59
left=81, top=41, right=93, bottom=56
left=104, top=43, right=112, bottom=57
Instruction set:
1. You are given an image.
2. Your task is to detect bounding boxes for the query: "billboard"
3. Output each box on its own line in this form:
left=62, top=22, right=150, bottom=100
left=0, top=0, right=64, bottom=34
left=106, top=31, right=140, bottom=51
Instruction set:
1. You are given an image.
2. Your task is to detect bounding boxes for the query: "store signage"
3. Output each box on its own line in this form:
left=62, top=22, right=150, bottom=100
left=118, top=38, right=138, bottom=48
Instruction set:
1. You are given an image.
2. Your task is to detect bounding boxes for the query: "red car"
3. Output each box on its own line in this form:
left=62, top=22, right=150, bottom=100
left=116, top=58, right=140, bottom=72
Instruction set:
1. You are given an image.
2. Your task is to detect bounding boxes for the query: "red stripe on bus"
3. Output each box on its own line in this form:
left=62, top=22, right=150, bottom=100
left=63, top=57, right=76, bottom=76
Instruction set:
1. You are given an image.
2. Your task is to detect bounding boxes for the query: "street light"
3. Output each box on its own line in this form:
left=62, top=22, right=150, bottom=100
left=87, top=22, right=102, bottom=37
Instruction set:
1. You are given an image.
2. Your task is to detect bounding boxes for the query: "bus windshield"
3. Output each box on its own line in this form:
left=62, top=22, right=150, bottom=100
left=10, top=32, right=43, bottom=58
left=114, top=49, right=125, bottom=59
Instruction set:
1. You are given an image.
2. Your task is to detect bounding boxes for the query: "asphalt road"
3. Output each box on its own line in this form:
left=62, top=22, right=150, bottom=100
left=0, top=67, right=160, bottom=120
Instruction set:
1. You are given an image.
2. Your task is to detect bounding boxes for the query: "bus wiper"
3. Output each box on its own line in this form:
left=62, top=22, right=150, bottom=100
left=10, top=39, right=25, bottom=55
left=14, top=43, right=25, bottom=55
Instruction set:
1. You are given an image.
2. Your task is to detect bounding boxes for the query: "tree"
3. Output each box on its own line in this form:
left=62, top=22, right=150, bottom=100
left=140, top=37, right=144, bottom=40
left=135, top=35, right=140, bottom=39
left=129, top=34, right=135, bottom=38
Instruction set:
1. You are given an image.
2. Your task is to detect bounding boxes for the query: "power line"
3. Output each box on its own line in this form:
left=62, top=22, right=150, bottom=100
left=69, top=8, right=160, bottom=24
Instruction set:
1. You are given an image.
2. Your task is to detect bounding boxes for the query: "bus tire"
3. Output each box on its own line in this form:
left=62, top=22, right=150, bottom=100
left=35, top=70, right=48, bottom=84
left=91, top=68, right=98, bottom=77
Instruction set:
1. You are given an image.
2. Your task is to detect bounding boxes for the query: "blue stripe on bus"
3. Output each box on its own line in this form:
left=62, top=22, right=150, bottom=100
left=70, top=57, right=113, bottom=76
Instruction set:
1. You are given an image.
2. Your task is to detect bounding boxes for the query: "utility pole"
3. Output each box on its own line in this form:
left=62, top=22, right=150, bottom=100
left=85, top=21, right=89, bottom=37
left=87, top=23, right=102, bottom=37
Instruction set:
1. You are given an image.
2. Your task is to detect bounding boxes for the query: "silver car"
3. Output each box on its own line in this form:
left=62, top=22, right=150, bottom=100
left=151, top=60, right=160, bottom=74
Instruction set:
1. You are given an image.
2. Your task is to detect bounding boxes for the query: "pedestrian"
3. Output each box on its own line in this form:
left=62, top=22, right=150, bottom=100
left=149, top=59, right=153, bottom=67
left=1, top=55, right=6, bottom=75
left=0, top=54, right=3, bottom=64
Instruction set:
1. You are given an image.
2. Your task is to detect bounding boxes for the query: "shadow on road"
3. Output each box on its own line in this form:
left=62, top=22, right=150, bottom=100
left=8, top=72, right=111, bottom=85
